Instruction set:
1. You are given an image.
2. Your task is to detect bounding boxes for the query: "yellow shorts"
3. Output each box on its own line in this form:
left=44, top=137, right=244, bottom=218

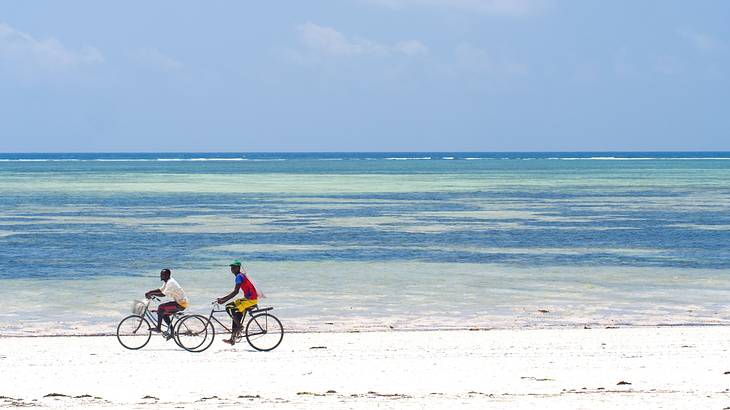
left=233, top=298, right=258, bottom=312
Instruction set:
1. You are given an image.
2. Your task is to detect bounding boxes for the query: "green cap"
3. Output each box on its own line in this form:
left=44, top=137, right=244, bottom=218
left=230, top=259, right=242, bottom=267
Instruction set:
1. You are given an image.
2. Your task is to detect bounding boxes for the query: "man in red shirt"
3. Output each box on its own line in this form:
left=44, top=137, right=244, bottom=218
left=216, top=259, right=258, bottom=345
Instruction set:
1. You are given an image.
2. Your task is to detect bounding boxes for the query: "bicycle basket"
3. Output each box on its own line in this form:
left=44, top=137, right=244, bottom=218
left=131, top=300, right=146, bottom=315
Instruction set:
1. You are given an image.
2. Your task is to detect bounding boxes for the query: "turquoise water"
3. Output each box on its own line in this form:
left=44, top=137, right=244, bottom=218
left=1, top=152, right=729, bottom=335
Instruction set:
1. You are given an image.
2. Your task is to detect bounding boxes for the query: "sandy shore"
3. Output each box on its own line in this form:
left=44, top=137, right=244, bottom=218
left=1, top=327, right=729, bottom=409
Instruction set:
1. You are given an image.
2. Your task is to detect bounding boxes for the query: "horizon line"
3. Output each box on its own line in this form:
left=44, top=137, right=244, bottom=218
left=2, top=150, right=730, bottom=154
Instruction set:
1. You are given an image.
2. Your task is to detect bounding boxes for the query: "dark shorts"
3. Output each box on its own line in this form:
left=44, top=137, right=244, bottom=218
left=158, top=301, right=184, bottom=316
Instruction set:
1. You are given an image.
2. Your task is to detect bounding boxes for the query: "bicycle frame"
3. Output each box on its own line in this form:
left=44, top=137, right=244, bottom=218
left=204, top=303, right=271, bottom=334
left=204, top=304, right=242, bottom=334
left=138, top=297, right=179, bottom=333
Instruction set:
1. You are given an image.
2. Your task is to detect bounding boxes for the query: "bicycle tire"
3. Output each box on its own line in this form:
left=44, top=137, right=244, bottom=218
left=175, top=315, right=215, bottom=352
left=245, top=313, right=283, bottom=352
left=116, top=315, right=152, bottom=350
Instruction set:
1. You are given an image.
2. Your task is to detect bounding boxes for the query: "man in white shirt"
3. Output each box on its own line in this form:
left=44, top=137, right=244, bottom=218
left=145, top=268, right=189, bottom=336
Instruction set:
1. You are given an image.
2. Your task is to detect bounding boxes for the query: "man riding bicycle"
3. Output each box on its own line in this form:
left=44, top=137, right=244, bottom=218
left=216, top=260, right=258, bottom=345
left=145, top=268, right=189, bottom=338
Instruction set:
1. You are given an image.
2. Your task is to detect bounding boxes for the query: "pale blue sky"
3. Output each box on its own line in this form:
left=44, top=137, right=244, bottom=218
left=0, top=1, right=728, bottom=152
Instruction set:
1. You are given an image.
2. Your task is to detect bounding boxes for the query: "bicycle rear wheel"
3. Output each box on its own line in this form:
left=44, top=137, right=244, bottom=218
left=117, top=315, right=152, bottom=350
left=245, top=313, right=283, bottom=352
left=175, top=315, right=214, bottom=352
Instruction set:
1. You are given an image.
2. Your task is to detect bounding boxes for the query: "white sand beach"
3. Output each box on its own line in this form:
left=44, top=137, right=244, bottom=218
left=1, top=327, right=729, bottom=409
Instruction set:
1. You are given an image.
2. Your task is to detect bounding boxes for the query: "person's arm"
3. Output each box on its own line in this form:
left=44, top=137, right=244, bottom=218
left=217, top=284, right=239, bottom=304
left=145, top=289, right=164, bottom=299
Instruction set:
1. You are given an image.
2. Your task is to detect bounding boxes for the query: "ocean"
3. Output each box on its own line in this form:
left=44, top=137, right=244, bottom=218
left=1, top=152, right=729, bottom=335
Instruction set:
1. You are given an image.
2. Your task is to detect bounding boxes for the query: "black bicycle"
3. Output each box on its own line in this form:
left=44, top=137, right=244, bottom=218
left=116, top=296, right=202, bottom=350
left=175, top=301, right=283, bottom=352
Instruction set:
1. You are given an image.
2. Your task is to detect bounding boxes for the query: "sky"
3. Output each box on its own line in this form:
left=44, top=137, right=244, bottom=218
left=0, top=0, right=728, bottom=152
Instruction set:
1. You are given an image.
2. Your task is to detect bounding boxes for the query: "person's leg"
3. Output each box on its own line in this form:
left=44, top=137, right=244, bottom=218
left=164, top=303, right=183, bottom=340
left=156, top=302, right=179, bottom=331
left=225, top=301, right=237, bottom=328
left=232, top=310, right=243, bottom=334
left=224, top=300, right=245, bottom=344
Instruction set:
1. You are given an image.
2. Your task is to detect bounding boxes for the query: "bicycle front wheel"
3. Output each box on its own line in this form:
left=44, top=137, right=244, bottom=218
left=117, top=315, right=152, bottom=350
left=175, top=315, right=214, bottom=352
left=245, top=313, right=283, bottom=352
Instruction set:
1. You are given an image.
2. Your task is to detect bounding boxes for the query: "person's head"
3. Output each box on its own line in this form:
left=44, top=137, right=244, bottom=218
left=160, top=268, right=171, bottom=282
left=229, top=260, right=242, bottom=274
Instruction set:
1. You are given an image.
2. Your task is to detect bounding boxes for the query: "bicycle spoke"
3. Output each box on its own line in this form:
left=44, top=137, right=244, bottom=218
left=248, top=315, right=266, bottom=336
left=117, top=315, right=152, bottom=350
left=245, top=313, right=283, bottom=351
left=175, top=315, right=213, bottom=352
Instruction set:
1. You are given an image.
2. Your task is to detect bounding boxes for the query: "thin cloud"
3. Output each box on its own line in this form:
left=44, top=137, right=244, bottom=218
left=132, top=47, right=184, bottom=71
left=363, top=0, right=547, bottom=16
left=453, top=42, right=527, bottom=75
left=654, top=55, right=683, bottom=75
left=296, top=22, right=428, bottom=57
left=393, top=40, right=429, bottom=56
left=678, top=28, right=721, bottom=52
left=0, top=22, right=103, bottom=69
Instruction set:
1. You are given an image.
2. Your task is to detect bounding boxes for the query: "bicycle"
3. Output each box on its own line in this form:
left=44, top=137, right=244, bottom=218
left=116, top=296, right=200, bottom=350
left=174, top=301, right=283, bottom=352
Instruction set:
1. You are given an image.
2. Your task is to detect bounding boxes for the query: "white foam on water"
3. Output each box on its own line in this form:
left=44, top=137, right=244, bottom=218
left=189, top=157, right=245, bottom=161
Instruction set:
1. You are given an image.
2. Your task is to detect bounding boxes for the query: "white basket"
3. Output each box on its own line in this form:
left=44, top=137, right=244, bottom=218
left=131, top=300, right=146, bottom=315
